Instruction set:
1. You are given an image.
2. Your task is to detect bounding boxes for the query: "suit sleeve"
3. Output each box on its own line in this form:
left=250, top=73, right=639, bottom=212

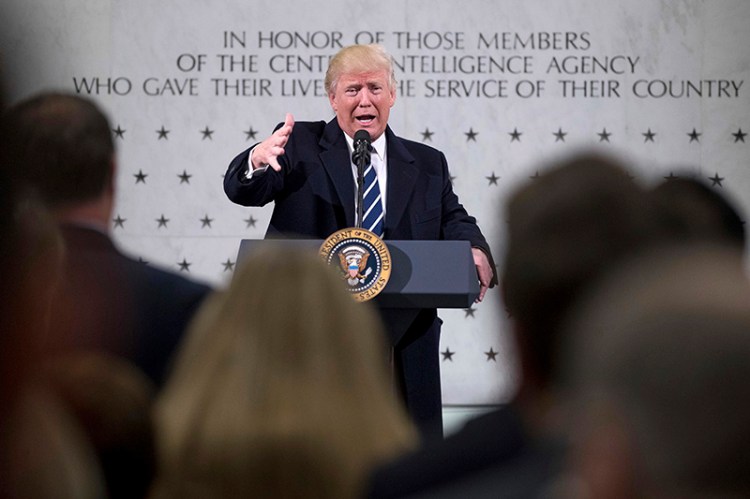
left=223, top=122, right=289, bottom=207
left=225, top=139, right=300, bottom=208
left=437, top=152, right=499, bottom=286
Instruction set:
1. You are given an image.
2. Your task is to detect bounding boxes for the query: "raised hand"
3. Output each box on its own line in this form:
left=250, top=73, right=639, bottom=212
left=251, top=113, right=295, bottom=172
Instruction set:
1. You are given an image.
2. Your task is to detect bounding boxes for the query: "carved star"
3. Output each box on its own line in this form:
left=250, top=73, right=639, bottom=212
left=733, top=128, right=747, bottom=143
left=464, top=128, right=478, bottom=142
left=112, top=125, right=125, bottom=139
left=441, top=348, right=455, bottom=361
left=177, top=258, right=191, bottom=272
left=201, top=126, right=214, bottom=140
left=244, top=215, right=257, bottom=228
left=486, top=173, right=500, bottom=186
left=598, top=128, right=612, bottom=142
left=156, top=215, right=170, bottom=228
left=200, top=214, right=214, bottom=228
left=156, top=126, right=170, bottom=140
left=134, top=170, right=148, bottom=184
left=663, top=172, right=679, bottom=181
left=421, top=128, right=434, bottom=141
left=642, top=128, right=657, bottom=142
left=113, top=215, right=126, bottom=228
left=708, top=173, right=724, bottom=187
left=485, top=348, right=499, bottom=362
left=222, top=259, right=235, bottom=272
left=509, top=128, right=522, bottom=142
left=178, top=170, right=192, bottom=184
left=687, top=128, right=701, bottom=143
left=464, top=307, right=476, bottom=318
left=244, top=127, right=258, bottom=141
left=553, top=127, right=567, bottom=142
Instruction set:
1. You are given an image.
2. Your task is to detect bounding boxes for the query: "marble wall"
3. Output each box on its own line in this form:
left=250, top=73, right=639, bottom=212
left=2, top=0, right=748, bottom=404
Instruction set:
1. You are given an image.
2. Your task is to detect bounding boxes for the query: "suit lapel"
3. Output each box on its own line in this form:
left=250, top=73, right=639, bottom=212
left=319, top=119, right=355, bottom=227
left=317, top=122, right=418, bottom=233
left=384, top=127, right=418, bottom=236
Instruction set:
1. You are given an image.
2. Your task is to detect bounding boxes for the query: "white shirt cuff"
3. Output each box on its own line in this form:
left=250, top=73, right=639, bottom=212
left=246, top=147, right=270, bottom=179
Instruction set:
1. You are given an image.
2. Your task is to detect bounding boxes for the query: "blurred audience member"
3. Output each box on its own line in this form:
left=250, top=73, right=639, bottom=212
left=651, top=174, right=745, bottom=250
left=563, top=243, right=750, bottom=499
left=42, top=352, right=157, bottom=499
left=1, top=151, right=105, bottom=498
left=1, top=91, right=211, bottom=385
left=0, top=183, right=63, bottom=410
left=2, top=380, right=107, bottom=499
left=367, top=154, right=661, bottom=498
left=151, top=246, right=418, bottom=499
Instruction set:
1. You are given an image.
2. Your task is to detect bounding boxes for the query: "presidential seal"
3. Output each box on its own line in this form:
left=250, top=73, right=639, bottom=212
left=319, top=228, right=392, bottom=302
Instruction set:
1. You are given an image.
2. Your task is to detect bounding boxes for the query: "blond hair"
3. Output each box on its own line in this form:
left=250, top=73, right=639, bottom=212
left=325, top=44, right=397, bottom=95
left=152, top=246, right=417, bottom=498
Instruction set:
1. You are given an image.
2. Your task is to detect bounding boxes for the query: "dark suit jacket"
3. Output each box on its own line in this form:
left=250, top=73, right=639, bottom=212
left=47, top=225, right=211, bottom=385
left=367, top=406, right=566, bottom=499
left=224, top=119, right=496, bottom=437
left=225, top=119, right=495, bottom=254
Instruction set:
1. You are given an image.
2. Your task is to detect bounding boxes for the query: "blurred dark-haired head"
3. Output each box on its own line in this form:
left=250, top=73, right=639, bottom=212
left=0, top=92, right=114, bottom=210
left=502, top=154, right=661, bottom=387
left=651, top=175, right=745, bottom=250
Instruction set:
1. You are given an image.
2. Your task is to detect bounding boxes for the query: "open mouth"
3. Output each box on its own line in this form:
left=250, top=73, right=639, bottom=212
left=356, top=114, right=376, bottom=125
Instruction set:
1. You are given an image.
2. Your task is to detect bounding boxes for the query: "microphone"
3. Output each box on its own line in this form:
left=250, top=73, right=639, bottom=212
left=352, top=129, right=372, bottom=166
left=352, top=130, right=371, bottom=229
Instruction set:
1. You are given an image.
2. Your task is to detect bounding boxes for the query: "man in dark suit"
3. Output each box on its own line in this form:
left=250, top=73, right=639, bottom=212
left=2, top=92, right=211, bottom=386
left=224, top=44, right=496, bottom=439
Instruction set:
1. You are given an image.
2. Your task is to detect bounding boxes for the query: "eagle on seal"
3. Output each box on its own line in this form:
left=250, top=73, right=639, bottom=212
left=339, top=249, right=369, bottom=284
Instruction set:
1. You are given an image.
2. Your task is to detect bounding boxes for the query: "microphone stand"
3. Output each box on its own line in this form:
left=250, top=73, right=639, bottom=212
left=356, top=154, right=365, bottom=229
left=353, top=131, right=371, bottom=229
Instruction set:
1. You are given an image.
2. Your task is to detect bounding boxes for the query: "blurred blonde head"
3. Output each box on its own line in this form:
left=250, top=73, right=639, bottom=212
left=152, top=246, right=417, bottom=498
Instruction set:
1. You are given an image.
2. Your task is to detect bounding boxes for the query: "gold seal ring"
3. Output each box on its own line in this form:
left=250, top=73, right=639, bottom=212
left=319, top=228, right=392, bottom=302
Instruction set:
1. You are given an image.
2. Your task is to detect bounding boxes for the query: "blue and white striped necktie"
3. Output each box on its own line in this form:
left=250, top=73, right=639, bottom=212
left=362, top=155, right=384, bottom=237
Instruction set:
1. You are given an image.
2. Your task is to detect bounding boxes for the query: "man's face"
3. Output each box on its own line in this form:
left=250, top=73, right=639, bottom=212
left=329, top=70, right=396, bottom=141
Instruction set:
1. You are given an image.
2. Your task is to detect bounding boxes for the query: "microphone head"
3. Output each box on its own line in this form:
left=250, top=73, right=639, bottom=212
left=352, top=130, right=372, bottom=165
left=354, top=129, right=372, bottom=145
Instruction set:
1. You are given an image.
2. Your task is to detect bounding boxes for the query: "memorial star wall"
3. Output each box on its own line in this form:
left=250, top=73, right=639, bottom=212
left=1, top=0, right=748, bottom=404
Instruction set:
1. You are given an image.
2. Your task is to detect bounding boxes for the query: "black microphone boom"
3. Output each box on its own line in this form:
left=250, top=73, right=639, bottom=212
left=353, top=130, right=371, bottom=229
left=352, top=129, right=372, bottom=165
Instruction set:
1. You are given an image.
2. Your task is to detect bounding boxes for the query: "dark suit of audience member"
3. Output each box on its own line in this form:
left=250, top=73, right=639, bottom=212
left=53, top=223, right=209, bottom=384
left=224, top=44, right=496, bottom=439
left=1, top=92, right=211, bottom=386
left=367, top=154, right=662, bottom=497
